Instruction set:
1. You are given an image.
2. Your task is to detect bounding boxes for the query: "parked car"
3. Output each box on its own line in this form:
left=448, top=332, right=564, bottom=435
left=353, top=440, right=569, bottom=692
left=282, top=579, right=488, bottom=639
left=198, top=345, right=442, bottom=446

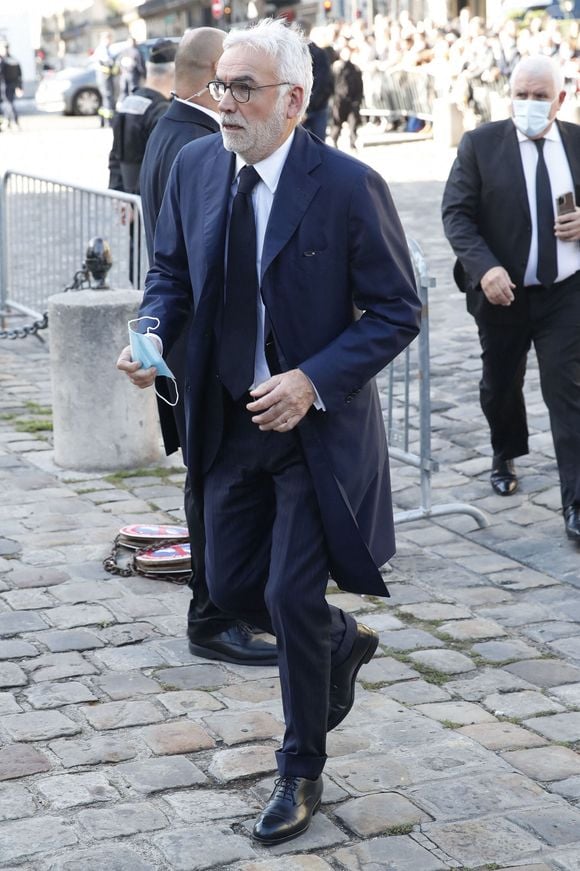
left=35, top=37, right=179, bottom=116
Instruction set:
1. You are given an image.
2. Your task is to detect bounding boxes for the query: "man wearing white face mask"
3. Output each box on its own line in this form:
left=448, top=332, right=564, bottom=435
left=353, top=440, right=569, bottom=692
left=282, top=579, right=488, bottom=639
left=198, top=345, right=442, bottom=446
left=442, top=55, right=580, bottom=544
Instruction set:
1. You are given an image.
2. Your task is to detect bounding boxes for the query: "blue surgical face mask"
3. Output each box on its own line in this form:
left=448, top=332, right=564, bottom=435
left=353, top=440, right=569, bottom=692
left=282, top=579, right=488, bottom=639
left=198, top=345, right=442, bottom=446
left=128, top=316, right=178, bottom=407
left=512, top=99, right=553, bottom=138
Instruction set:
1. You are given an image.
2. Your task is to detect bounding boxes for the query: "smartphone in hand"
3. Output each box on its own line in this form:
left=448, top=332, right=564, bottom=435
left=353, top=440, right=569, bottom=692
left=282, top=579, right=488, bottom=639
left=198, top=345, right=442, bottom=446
left=556, top=192, right=576, bottom=216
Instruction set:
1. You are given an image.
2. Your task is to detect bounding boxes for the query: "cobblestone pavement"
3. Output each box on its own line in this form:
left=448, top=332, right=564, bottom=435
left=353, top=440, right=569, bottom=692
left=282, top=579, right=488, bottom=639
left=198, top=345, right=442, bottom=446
left=1, top=138, right=580, bottom=871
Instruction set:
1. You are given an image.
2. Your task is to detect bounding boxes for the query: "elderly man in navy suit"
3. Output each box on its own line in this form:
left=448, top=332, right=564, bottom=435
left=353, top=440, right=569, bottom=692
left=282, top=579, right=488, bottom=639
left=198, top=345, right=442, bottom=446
left=118, top=18, right=420, bottom=845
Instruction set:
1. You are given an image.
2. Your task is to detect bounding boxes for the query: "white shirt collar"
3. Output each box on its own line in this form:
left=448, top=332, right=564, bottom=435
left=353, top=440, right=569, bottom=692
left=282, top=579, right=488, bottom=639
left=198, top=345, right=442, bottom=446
left=515, top=119, right=561, bottom=144
left=234, top=129, right=296, bottom=193
left=173, top=96, right=220, bottom=124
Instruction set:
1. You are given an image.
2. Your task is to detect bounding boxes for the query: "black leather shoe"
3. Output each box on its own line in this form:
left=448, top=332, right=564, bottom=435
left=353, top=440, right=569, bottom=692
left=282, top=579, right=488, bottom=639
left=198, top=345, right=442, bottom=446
left=188, top=623, right=277, bottom=666
left=252, top=775, right=323, bottom=845
left=564, top=505, right=580, bottom=543
left=328, top=623, right=379, bottom=731
left=490, top=459, right=518, bottom=496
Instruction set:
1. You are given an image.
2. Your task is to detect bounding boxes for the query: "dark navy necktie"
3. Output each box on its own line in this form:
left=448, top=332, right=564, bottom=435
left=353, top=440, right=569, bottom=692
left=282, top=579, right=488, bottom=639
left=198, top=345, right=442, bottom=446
left=534, top=139, right=558, bottom=287
left=218, top=165, right=261, bottom=400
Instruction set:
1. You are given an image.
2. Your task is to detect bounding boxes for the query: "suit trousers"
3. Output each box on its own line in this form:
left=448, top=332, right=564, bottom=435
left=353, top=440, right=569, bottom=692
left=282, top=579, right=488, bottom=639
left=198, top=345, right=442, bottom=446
left=203, top=397, right=357, bottom=779
left=476, top=271, right=580, bottom=508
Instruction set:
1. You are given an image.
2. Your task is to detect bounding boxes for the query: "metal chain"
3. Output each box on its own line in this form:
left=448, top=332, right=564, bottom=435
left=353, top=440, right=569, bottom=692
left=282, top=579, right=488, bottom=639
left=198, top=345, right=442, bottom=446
left=0, top=267, right=93, bottom=340
left=103, top=535, right=190, bottom=586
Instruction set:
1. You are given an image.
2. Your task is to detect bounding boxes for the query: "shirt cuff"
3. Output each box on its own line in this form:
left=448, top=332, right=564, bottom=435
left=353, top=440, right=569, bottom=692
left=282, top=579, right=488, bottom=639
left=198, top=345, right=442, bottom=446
left=303, top=373, right=325, bottom=412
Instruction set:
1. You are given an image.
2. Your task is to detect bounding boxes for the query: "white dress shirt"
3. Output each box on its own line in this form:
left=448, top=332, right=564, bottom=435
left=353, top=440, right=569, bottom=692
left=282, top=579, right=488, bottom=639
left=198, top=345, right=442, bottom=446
left=517, top=122, right=580, bottom=286
left=230, top=132, right=324, bottom=408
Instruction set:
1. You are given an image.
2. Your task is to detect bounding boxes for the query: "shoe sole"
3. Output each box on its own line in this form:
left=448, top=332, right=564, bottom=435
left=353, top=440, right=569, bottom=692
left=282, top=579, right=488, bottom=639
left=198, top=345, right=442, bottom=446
left=188, top=640, right=278, bottom=667
left=251, top=799, right=322, bottom=845
left=328, top=631, right=379, bottom=732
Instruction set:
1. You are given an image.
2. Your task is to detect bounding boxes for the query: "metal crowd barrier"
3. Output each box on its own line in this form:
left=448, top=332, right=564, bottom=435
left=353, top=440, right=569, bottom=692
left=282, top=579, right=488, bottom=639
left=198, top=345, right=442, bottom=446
left=361, top=66, right=436, bottom=123
left=381, top=236, right=488, bottom=529
left=0, top=170, right=149, bottom=319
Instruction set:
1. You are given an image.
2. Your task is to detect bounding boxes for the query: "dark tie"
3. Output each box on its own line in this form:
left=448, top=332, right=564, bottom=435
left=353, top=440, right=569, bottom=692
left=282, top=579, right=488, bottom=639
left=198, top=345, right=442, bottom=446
left=218, top=165, right=261, bottom=400
left=534, top=139, right=558, bottom=287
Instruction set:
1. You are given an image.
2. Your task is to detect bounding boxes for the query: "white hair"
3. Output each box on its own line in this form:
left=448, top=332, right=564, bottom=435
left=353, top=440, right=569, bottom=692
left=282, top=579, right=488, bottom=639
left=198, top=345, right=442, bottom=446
left=510, top=55, right=565, bottom=95
left=223, top=18, right=313, bottom=119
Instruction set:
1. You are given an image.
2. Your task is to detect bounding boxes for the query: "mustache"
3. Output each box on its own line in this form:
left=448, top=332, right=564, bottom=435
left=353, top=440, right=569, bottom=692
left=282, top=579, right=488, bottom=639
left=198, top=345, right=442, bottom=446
left=220, top=113, right=247, bottom=129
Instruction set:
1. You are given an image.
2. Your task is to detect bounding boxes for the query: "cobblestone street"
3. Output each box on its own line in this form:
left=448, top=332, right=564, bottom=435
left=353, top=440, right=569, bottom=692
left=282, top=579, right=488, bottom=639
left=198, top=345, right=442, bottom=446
left=1, top=138, right=580, bottom=870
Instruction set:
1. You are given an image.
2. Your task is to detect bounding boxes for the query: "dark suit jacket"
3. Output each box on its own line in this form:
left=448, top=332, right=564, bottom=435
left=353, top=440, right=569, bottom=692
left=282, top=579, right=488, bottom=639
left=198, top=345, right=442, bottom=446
left=140, top=99, right=220, bottom=456
left=442, top=119, right=580, bottom=323
left=139, top=125, right=421, bottom=596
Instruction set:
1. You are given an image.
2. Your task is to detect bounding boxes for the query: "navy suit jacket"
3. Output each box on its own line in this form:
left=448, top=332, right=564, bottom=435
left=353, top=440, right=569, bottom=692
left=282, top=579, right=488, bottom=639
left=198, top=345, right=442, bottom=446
left=140, top=125, right=421, bottom=596
left=140, top=99, right=220, bottom=455
left=442, top=119, right=580, bottom=323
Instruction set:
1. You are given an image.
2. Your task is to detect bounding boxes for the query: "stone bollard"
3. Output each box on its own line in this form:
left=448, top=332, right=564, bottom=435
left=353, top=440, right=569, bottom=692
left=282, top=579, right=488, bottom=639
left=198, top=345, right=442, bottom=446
left=432, top=98, right=464, bottom=148
left=49, top=289, right=161, bottom=471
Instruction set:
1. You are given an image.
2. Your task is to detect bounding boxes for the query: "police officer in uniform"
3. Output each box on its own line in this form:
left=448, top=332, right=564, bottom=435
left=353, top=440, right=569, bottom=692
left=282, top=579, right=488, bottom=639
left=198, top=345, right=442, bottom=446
left=108, top=39, right=177, bottom=195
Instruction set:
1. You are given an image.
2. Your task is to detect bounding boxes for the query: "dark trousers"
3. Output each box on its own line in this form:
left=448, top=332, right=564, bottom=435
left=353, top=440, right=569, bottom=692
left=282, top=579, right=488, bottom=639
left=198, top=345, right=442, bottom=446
left=203, top=398, right=357, bottom=779
left=477, top=272, right=580, bottom=508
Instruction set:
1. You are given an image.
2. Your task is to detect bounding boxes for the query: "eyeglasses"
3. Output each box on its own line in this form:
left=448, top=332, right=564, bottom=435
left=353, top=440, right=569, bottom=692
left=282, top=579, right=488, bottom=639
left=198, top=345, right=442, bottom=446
left=207, top=80, right=291, bottom=104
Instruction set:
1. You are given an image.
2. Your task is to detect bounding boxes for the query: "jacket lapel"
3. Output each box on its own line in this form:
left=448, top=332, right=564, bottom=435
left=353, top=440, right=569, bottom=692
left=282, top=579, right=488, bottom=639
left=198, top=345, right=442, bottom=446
left=558, top=120, right=580, bottom=203
left=261, top=126, right=321, bottom=281
left=201, top=146, right=235, bottom=286
left=499, top=121, right=531, bottom=223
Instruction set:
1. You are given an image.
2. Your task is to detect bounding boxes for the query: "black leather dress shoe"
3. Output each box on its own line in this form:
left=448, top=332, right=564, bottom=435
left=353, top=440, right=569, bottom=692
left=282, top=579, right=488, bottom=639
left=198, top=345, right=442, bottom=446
left=188, top=623, right=277, bottom=666
left=490, top=459, right=518, bottom=496
left=328, top=623, right=379, bottom=731
left=252, top=775, right=323, bottom=845
left=564, top=505, right=580, bottom=543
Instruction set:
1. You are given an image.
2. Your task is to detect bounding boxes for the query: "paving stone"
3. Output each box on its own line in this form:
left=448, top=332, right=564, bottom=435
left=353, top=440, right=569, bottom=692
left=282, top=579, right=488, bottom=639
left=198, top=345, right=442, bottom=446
left=414, top=700, right=497, bottom=725
left=507, top=662, right=580, bottom=693
left=0, top=743, right=51, bottom=780
left=379, top=628, right=445, bottom=651
left=163, top=787, right=261, bottom=822
left=445, top=668, right=537, bottom=701
left=451, top=586, right=515, bottom=606
left=238, top=858, right=333, bottom=871
left=459, top=722, right=548, bottom=751
left=78, top=802, right=168, bottom=839
left=155, top=664, right=238, bottom=690
left=27, top=651, right=98, bottom=682
left=483, top=690, right=565, bottom=719
left=209, top=745, right=277, bottom=782
left=23, top=680, right=97, bottom=708
left=383, top=679, right=451, bottom=704
left=508, top=803, right=580, bottom=846
left=82, top=700, right=164, bottom=730
left=216, top=677, right=280, bottom=706
left=96, top=672, right=161, bottom=700
left=37, top=771, right=119, bottom=808
left=0, top=611, right=48, bottom=636
left=550, top=776, right=580, bottom=800
left=524, top=623, right=580, bottom=644
left=497, top=866, right=552, bottom=871
left=472, top=639, right=542, bottom=662
left=202, top=710, right=282, bottom=746
left=546, top=854, right=580, bottom=871
left=157, top=690, right=224, bottom=715
left=46, top=845, right=155, bottom=871
left=98, top=622, right=159, bottom=646
left=422, top=816, right=544, bottom=866
left=353, top=611, right=404, bottom=631
left=524, top=712, right=580, bottom=742
left=438, top=617, right=507, bottom=641
left=92, top=644, right=167, bottom=671
left=1, top=709, right=80, bottom=741
left=492, top=568, right=561, bottom=590
left=45, top=603, right=116, bottom=629
left=112, top=594, right=171, bottom=620
left=478, top=603, right=553, bottom=628
left=141, top=720, right=215, bottom=754
left=51, top=580, right=122, bottom=603
left=0, top=662, right=27, bottom=688
left=0, top=816, right=78, bottom=864
left=398, top=602, right=472, bottom=621
left=0, top=640, right=38, bottom=659
left=0, top=693, right=21, bottom=714
left=154, top=825, right=257, bottom=870
left=39, top=629, right=104, bottom=652
left=49, top=735, right=138, bottom=767
left=117, top=756, right=207, bottom=794
left=408, top=648, right=476, bottom=674
left=331, top=835, right=447, bottom=870
left=358, top=655, right=418, bottom=684
left=334, top=791, right=430, bottom=836
left=406, top=771, right=546, bottom=821
left=549, top=637, right=580, bottom=661
left=502, top=746, right=580, bottom=781
left=4, top=567, right=68, bottom=589
left=0, top=783, right=36, bottom=821
left=326, top=730, right=372, bottom=758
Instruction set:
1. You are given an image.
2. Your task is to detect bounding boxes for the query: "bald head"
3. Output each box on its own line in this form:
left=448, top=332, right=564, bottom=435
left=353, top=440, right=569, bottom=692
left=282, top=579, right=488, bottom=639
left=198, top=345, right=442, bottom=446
left=174, top=27, right=225, bottom=105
